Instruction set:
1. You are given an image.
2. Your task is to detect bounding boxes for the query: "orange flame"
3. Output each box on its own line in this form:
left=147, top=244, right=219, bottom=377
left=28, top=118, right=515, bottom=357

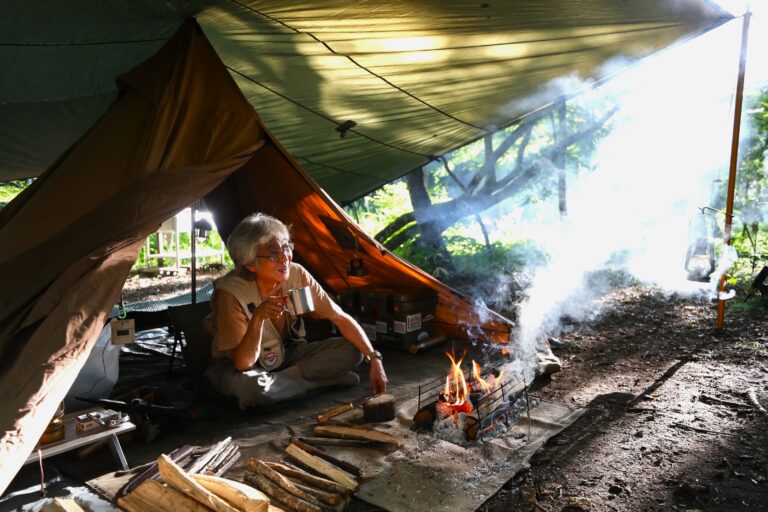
left=472, top=360, right=492, bottom=394
left=441, top=350, right=472, bottom=413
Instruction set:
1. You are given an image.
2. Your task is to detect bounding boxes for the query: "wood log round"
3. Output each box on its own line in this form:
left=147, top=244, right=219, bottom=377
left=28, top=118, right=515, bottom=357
left=362, top=393, right=395, bottom=422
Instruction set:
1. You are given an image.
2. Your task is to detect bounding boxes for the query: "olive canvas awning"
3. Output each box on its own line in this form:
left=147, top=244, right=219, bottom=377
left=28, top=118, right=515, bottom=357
left=0, top=0, right=729, bottom=203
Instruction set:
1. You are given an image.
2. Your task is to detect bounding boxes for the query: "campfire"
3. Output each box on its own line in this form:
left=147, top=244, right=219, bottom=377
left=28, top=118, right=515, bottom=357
left=413, top=348, right=535, bottom=445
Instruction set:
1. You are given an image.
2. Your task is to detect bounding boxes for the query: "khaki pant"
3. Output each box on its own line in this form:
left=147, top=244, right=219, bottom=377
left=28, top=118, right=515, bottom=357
left=205, top=337, right=363, bottom=409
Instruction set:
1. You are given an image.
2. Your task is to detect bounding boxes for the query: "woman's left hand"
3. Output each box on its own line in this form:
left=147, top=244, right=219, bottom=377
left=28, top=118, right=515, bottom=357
left=369, top=360, right=388, bottom=394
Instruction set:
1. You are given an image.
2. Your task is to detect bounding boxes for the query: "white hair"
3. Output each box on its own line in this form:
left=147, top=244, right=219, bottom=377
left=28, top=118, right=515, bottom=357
left=226, top=213, right=290, bottom=273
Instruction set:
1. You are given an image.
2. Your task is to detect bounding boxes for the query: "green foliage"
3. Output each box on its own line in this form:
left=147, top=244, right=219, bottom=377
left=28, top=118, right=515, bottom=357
left=346, top=179, right=412, bottom=236
left=0, top=179, right=33, bottom=207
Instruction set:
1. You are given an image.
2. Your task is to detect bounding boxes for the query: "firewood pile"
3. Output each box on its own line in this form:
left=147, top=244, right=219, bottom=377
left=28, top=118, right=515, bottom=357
left=118, top=414, right=401, bottom=511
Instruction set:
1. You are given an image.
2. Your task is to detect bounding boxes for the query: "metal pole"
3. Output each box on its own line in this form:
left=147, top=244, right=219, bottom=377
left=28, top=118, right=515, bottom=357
left=191, top=204, right=197, bottom=304
left=716, top=12, right=751, bottom=330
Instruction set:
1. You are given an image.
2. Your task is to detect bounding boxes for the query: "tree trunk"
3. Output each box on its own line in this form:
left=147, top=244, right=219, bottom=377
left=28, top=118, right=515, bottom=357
left=405, top=168, right=455, bottom=271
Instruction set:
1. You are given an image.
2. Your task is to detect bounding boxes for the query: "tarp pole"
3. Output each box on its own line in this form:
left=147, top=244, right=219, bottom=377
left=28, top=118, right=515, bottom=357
left=191, top=204, right=197, bottom=304
left=716, top=11, right=751, bottom=330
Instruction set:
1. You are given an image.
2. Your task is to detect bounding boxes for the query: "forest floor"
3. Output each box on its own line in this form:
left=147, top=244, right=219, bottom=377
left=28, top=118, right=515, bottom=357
left=121, top=271, right=768, bottom=512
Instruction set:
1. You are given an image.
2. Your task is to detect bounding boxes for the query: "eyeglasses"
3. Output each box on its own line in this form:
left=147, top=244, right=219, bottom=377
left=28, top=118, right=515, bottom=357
left=257, top=243, right=294, bottom=262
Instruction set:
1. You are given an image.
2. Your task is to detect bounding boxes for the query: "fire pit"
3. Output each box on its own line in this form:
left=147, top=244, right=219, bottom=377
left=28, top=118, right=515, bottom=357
left=412, top=350, right=540, bottom=446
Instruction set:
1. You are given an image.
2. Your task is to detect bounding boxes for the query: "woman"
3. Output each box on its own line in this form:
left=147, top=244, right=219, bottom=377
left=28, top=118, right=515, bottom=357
left=205, top=213, right=388, bottom=409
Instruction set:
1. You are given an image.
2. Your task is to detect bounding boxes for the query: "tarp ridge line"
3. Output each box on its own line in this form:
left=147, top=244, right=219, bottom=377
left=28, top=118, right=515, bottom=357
left=226, top=65, right=430, bottom=159
left=225, top=0, right=489, bottom=132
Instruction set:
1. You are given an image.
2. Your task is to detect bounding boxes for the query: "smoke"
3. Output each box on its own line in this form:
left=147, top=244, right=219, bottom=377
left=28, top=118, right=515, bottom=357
left=492, top=16, right=766, bottom=380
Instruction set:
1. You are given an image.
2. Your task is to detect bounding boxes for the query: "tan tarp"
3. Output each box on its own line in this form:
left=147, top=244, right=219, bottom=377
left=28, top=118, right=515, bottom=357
left=0, top=20, right=510, bottom=494
left=0, top=21, right=265, bottom=494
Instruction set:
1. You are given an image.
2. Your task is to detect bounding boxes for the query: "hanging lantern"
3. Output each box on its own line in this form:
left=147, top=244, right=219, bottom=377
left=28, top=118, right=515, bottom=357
left=685, top=209, right=716, bottom=282
left=193, top=217, right=213, bottom=241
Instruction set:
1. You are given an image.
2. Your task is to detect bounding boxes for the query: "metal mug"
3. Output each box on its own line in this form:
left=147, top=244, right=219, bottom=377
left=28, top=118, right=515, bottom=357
left=287, top=286, right=314, bottom=315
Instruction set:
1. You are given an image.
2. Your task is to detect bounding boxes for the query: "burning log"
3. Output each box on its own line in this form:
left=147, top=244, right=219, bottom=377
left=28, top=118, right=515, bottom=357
left=290, top=439, right=361, bottom=477
left=244, top=471, right=325, bottom=512
left=263, top=462, right=348, bottom=495
left=117, top=479, right=213, bottom=512
left=312, top=424, right=401, bottom=448
left=157, top=454, right=240, bottom=512
left=284, top=442, right=359, bottom=492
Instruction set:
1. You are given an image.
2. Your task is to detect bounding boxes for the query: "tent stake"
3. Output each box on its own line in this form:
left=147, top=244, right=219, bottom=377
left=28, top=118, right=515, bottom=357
left=716, top=10, right=751, bottom=331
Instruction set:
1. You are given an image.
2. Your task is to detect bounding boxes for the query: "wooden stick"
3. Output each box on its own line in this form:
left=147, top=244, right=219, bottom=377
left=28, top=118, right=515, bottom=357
left=191, top=473, right=269, bottom=512
left=157, top=454, right=240, bottom=512
left=41, top=498, right=86, bottom=512
left=289, top=480, right=343, bottom=506
left=312, top=424, right=401, bottom=447
left=263, top=462, right=347, bottom=495
left=244, top=471, right=325, bottom=512
left=187, top=437, right=232, bottom=475
left=205, top=443, right=238, bottom=474
left=284, top=443, right=358, bottom=492
left=121, top=445, right=197, bottom=497
left=214, top=448, right=241, bottom=477
left=248, top=459, right=324, bottom=507
left=290, top=439, right=361, bottom=477
left=295, top=437, right=375, bottom=448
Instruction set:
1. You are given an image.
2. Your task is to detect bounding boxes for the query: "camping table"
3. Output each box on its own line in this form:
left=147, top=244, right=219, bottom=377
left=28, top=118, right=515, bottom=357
left=24, top=408, right=136, bottom=470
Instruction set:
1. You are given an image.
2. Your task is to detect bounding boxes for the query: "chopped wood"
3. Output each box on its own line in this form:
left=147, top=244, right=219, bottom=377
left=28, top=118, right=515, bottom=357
left=187, top=437, right=232, bottom=474
left=244, top=471, right=326, bottom=512
left=312, top=424, right=401, bottom=447
left=191, top=473, right=269, bottom=512
left=118, top=479, right=211, bottom=512
left=264, top=461, right=347, bottom=495
left=289, top=480, right=344, bottom=506
left=284, top=443, right=359, bottom=492
left=290, top=439, right=361, bottom=477
left=121, top=444, right=197, bottom=497
left=157, top=454, right=240, bottom=512
left=296, top=436, right=375, bottom=448
left=41, top=498, right=85, bottom=512
left=214, top=447, right=241, bottom=477
left=248, top=459, right=324, bottom=507
left=204, top=443, right=239, bottom=474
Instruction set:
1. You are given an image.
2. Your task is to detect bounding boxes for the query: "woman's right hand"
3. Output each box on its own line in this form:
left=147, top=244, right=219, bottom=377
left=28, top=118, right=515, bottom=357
left=251, top=296, right=288, bottom=322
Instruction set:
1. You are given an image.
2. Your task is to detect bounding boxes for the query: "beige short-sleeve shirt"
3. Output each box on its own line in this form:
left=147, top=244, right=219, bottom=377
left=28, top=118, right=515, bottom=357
left=209, top=263, right=342, bottom=358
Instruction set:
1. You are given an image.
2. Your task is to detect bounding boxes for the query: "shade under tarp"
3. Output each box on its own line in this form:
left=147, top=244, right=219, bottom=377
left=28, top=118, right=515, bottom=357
left=0, top=0, right=730, bottom=202
left=0, top=20, right=514, bottom=495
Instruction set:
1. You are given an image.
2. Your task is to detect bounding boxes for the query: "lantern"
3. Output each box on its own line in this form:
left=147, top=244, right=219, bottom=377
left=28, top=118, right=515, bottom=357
left=685, top=209, right=716, bottom=282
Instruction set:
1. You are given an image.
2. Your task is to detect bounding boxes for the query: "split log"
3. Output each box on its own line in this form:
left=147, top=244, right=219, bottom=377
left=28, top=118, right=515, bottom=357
left=295, top=437, right=374, bottom=448
left=244, top=471, right=326, bottom=512
left=290, top=439, right=361, bottom=477
left=248, top=459, right=324, bottom=507
left=263, top=461, right=347, bottom=495
left=191, top=473, right=269, bottom=512
left=187, top=437, right=232, bottom=474
left=41, top=498, right=85, bottom=512
left=120, top=444, right=197, bottom=497
left=118, top=479, right=211, bottom=512
left=204, top=443, right=239, bottom=474
left=312, top=424, right=401, bottom=447
left=284, top=443, right=358, bottom=492
left=157, top=454, right=240, bottom=512
left=289, top=480, right=344, bottom=506
left=214, top=447, right=241, bottom=477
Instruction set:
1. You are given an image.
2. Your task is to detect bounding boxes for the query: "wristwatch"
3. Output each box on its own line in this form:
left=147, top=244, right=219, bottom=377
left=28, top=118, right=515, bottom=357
left=364, top=349, right=383, bottom=363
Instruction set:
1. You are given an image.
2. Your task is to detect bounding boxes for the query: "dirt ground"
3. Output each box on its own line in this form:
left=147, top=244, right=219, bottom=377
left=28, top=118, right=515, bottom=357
left=121, top=273, right=768, bottom=512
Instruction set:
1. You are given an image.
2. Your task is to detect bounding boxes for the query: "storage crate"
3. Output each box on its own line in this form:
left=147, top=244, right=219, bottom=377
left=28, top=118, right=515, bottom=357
left=338, top=288, right=438, bottom=351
